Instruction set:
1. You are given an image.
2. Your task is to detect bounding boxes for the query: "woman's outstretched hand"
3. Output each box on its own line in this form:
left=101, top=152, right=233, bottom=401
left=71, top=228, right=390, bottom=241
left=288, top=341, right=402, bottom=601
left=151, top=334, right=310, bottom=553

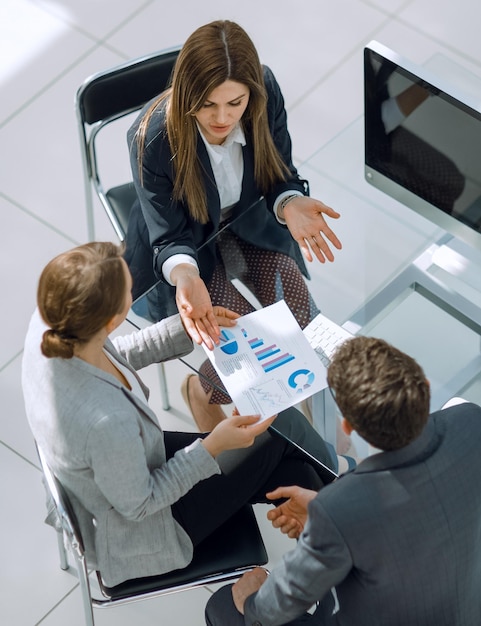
left=283, top=196, right=342, bottom=264
left=172, top=264, right=239, bottom=349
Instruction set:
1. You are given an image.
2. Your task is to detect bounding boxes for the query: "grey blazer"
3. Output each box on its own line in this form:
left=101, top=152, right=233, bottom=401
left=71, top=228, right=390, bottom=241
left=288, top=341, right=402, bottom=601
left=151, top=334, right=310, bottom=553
left=245, top=402, right=481, bottom=625
left=22, top=309, right=220, bottom=586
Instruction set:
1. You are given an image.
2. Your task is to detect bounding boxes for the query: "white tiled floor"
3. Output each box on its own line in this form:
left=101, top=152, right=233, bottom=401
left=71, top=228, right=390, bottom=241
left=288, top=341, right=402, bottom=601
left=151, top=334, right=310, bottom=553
left=2, top=1, right=481, bottom=624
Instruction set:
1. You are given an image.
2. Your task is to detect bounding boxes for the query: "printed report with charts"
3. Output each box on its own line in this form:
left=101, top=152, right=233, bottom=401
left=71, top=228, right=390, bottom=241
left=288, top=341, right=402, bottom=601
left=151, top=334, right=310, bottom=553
left=202, top=300, right=328, bottom=421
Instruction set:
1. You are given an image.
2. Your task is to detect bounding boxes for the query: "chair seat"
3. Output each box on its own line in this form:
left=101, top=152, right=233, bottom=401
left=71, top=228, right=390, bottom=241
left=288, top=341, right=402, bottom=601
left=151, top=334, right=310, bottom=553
left=98, top=504, right=268, bottom=601
left=105, top=183, right=137, bottom=237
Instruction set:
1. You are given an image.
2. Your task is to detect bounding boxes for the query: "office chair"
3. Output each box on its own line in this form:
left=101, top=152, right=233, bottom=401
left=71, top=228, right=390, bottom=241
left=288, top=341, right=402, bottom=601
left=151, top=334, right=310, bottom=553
left=75, top=46, right=180, bottom=242
left=75, top=47, right=181, bottom=410
left=36, top=444, right=268, bottom=626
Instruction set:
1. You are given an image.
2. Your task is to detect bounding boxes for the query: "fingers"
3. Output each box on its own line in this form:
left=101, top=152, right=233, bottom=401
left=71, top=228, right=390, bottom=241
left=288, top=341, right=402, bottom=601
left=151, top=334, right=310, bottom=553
left=197, top=311, right=220, bottom=344
left=180, top=314, right=203, bottom=345
left=286, top=525, right=302, bottom=539
left=212, top=314, right=239, bottom=328
left=185, top=311, right=221, bottom=351
left=229, top=413, right=262, bottom=427
left=230, top=413, right=275, bottom=430
left=266, top=509, right=302, bottom=538
left=298, top=239, right=314, bottom=263
left=320, top=205, right=341, bottom=219
left=300, top=227, right=342, bottom=264
left=288, top=198, right=342, bottom=264
left=270, top=516, right=301, bottom=537
left=266, top=486, right=297, bottom=502
left=308, top=234, right=335, bottom=264
left=226, top=413, right=274, bottom=446
left=320, top=220, right=343, bottom=251
left=212, top=306, right=240, bottom=323
left=193, top=319, right=216, bottom=350
left=297, top=227, right=342, bottom=264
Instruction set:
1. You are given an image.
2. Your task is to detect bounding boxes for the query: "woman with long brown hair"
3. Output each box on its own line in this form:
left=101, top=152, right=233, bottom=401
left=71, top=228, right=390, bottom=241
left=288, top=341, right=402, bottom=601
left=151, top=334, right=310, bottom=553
left=125, top=20, right=342, bottom=430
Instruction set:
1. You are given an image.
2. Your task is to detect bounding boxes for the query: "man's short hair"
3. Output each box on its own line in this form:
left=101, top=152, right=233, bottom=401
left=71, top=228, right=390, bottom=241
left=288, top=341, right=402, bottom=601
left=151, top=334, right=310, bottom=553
left=327, top=336, right=430, bottom=451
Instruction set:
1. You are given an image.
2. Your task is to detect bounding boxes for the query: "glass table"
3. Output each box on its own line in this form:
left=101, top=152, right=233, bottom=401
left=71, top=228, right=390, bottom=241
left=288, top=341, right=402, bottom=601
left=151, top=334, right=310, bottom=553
left=127, top=112, right=481, bottom=458
left=304, top=115, right=481, bottom=410
left=127, top=290, right=339, bottom=483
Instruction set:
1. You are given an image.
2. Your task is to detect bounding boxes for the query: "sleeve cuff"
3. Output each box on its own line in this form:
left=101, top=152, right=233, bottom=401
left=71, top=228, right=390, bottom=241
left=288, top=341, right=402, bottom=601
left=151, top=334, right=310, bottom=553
left=162, top=254, right=199, bottom=286
left=274, top=191, right=303, bottom=224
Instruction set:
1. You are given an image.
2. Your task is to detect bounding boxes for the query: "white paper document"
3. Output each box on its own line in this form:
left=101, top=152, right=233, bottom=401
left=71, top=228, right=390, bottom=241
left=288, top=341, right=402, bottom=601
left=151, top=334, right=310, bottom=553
left=202, top=300, right=328, bottom=420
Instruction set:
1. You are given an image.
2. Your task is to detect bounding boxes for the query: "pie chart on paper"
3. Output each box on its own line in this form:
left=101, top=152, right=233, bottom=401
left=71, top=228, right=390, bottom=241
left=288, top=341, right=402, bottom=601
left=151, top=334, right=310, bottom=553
left=288, top=369, right=315, bottom=392
left=219, top=329, right=239, bottom=355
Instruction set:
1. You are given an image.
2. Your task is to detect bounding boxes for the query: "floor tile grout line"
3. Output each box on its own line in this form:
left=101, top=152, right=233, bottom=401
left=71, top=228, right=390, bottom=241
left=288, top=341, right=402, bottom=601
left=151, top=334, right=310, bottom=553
left=395, top=15, right=481, bottom=73
left=0, top=42, right=111, bottom=130
left=0, top=348, right=23, bottom=373
left=0, top=191, right=81, bottom=246
left=287, top=13, right=395, bottom=112
left=288, top=10, right=481, bottom=115
left=0, top=1, right=158, bottom=131
left=0, top=440, right=40, bottom=471
left=34, top=580, right=81, bottom=626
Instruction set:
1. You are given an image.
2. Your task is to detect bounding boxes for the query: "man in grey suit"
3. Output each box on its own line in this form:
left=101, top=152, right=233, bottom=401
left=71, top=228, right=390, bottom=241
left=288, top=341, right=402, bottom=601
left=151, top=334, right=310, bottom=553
left=205, top=335, right=481, bottom=625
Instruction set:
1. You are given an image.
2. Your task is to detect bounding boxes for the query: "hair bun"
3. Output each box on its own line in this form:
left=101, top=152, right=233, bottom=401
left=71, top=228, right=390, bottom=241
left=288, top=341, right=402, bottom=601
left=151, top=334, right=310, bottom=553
left=41, top=328, right=75, bottom=359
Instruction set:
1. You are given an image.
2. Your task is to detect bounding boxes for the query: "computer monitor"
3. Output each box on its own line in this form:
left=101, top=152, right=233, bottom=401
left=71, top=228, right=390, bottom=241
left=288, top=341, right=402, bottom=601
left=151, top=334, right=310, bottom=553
left=364, top=40, right=481, bottom=252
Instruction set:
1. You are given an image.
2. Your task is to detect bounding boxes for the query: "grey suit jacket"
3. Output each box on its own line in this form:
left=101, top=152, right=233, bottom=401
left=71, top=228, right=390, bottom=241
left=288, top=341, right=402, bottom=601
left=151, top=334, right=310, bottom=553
left=22, top=309, right=220, bottom=586
left=245, top=402, right=481, bottom=625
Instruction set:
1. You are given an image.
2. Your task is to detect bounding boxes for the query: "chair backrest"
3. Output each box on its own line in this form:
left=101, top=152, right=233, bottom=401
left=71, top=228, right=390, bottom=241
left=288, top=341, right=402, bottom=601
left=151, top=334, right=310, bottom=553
left=76, top=47, right=181, bottom=240
left=36, top=443, right=99, bottom=625
left=36, top=443, right=85, bottom=558
left=75, top=51, right=180, bottom=410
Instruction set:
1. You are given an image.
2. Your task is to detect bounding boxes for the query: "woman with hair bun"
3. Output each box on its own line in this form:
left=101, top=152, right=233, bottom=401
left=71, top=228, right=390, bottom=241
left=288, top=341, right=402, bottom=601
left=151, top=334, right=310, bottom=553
left=22, top=241, right=335, bottom=587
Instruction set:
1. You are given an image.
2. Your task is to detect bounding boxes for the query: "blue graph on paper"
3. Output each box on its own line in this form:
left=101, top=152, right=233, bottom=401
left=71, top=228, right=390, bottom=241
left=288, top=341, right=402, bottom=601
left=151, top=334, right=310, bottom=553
left=208, top=301, right=324, bottom=419
left=219, top=329, right=238, bottom=355
left=241, top=328, right=295, bottom=373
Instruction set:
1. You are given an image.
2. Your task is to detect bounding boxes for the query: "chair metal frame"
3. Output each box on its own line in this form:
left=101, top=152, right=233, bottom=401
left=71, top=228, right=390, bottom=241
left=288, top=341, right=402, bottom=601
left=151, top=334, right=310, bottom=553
left=75, top=47, right=181, bottom=411
left=75, top=45, right=181, bottom=242
left=37, top=444, right=268, bottom=626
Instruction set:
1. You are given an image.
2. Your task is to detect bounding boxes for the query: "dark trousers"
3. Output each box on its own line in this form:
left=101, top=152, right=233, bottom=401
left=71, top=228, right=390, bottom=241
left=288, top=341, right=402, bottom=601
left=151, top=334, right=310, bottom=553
left=205, top=583, right=327, bottom=625
left=167, top=407, right=333, bottom=546
left=205, top=581, right=336, bottom=625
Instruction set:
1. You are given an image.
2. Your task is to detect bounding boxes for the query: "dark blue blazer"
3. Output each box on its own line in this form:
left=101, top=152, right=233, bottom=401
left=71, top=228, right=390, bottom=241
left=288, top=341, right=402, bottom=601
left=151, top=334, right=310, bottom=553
left=124, top=66, right=309, bottom=313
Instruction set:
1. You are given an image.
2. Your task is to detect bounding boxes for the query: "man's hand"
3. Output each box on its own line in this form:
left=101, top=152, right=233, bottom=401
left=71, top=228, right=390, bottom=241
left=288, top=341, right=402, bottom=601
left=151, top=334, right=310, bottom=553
left=232, top=567, right=268, bottom=614
left=283, top=196, right=342, bottom=264
left=266, top=486, right=318, bottom=539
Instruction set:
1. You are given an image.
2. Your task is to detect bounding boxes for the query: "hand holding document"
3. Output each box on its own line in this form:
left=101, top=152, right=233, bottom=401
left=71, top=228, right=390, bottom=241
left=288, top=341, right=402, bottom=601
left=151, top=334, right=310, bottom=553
left=202, top=300, right=328, bottom=421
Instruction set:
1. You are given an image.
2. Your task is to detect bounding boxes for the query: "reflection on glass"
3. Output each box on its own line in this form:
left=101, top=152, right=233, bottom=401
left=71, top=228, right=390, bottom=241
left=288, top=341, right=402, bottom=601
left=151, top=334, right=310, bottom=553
left=365, top=46, right=481, bottom=239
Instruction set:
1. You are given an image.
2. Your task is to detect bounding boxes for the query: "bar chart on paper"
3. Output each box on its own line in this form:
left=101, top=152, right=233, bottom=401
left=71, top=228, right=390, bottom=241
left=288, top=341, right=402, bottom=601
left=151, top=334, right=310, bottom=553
left=244, top=330, right=295, bottom=373
left=204, top=301, right=328, bottom=419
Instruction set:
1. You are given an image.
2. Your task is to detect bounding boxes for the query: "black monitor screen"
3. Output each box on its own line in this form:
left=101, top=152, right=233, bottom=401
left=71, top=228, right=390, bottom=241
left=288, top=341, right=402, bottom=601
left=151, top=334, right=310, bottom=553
left=364, top=41, right=481, bottom=251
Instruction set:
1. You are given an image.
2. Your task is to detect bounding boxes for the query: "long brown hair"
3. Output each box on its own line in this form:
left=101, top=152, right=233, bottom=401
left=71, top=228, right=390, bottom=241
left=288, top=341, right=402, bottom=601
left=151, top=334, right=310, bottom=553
left=38, top=242, right=127, bottom=359
left=136, top=20, right=289, bottom=223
